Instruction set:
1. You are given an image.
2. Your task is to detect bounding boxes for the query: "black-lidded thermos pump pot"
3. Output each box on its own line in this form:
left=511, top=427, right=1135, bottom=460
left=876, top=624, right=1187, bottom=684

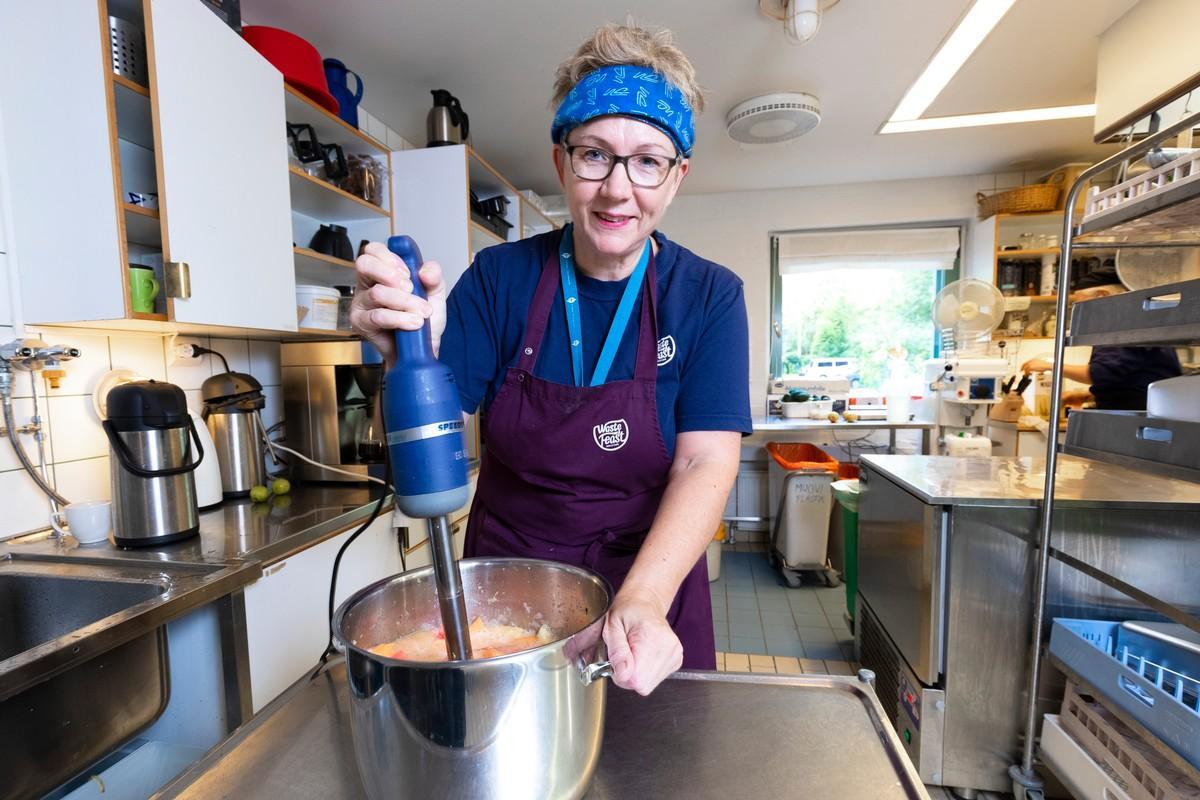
left=201, top=372, right=266, bottom=498
left=102, top=380, right=203, bottom=547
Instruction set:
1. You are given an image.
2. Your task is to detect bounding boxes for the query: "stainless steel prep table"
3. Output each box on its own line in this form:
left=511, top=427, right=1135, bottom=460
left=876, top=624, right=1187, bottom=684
left=156, top=663, right=928, bottom=800
left=854, top=453, right=1200, bottom=793
left=752, top=415, right=934, bottom=455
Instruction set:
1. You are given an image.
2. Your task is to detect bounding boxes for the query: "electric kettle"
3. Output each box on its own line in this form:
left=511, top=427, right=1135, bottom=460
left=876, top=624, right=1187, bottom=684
left=426, top=89, right=469, bottom=147
left=102, top=380, right=202, bottom=547
left=201, top=371, right=266, bottom=498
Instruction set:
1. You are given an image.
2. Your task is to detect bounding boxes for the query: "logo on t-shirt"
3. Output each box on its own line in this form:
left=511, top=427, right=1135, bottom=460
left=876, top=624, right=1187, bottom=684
left=593, top=418, right=630, bottom=452
left=657, top=335, right=676, bottom=367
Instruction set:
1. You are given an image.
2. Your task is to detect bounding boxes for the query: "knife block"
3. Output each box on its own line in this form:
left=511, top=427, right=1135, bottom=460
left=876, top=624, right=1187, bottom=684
left=989, top=393, right=1025, bottom=422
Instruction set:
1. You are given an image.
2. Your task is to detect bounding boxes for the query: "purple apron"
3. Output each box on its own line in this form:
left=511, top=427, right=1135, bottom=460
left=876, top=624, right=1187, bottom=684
left=464, top=241, right=716, bottom=670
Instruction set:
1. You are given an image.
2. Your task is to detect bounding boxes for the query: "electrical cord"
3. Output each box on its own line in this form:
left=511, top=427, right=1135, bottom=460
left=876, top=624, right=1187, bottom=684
left=188, top=344, right=231, bottom=374
left=255, top=413, right=390, bottom=487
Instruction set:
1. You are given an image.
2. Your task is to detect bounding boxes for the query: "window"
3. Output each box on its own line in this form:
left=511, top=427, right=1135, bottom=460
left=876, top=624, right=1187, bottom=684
left=770, top=226, right=961, bottom=389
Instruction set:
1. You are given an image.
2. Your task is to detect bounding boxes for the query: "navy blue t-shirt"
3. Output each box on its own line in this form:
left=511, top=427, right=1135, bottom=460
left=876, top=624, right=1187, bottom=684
left=1088, top=346, right=1182, bottom=410
left=440, top=229, right=751, bottom=458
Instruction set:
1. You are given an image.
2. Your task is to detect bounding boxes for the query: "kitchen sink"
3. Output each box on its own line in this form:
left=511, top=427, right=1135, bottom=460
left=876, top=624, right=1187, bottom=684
left=0, top=551, right=259, bottom=800
left=0, top=571, right=166, bottom=662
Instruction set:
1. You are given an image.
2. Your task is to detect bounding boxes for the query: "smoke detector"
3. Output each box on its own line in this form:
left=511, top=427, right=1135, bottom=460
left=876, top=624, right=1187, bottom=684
left=726, top=92, right=822, bottom=145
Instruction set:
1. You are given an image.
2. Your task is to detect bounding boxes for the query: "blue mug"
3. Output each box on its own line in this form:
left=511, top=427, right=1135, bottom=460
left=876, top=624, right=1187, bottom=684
left=323, top=58, right=364, bottom=128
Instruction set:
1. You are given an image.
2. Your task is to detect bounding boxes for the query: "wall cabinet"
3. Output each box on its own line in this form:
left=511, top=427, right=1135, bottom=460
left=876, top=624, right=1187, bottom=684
left=242, top=514, right=402, bottom=712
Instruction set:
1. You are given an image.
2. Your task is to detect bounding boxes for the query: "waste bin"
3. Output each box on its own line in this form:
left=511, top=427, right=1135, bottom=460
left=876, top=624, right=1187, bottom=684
left=831, top=469, right=861, bottom=626
left=766, top=443, right=839, bottom=588
left=706, top=523, right=726, bottom=582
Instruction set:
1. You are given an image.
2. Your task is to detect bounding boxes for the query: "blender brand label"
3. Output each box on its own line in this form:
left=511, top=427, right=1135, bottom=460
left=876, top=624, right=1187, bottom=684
left=657, top=335, right=676, bottom=366
left=386, top=419, right=465, bottom=445
left=593, top=419, right=629, bottom=451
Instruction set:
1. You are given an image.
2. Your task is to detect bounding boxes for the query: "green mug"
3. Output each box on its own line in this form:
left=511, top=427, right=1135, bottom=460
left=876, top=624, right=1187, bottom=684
left=129, top=266, right=160, bottom=313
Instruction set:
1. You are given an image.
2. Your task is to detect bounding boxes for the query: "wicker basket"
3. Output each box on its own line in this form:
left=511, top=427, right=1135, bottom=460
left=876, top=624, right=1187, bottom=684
left=976, top=179, right=1062, bottom=219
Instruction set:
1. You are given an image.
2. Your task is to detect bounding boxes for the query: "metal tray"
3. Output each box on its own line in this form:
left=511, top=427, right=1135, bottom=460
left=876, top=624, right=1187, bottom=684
left=1068, top=277, right=1200, bottom=347
left=1049, top=618, right=1200, bottom=772
left=1064, top=410, right=1200, bottom=482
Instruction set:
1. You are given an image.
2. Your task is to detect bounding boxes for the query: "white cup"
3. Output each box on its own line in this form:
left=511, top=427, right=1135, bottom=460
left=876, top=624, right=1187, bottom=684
left=50, top=500, right=112, bottom=544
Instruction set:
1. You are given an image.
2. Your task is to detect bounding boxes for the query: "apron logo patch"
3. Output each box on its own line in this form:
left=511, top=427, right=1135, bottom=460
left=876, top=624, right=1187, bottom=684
left=593, top=418, right=630, bottom=451
left=657, top=335, right=676, bottom=367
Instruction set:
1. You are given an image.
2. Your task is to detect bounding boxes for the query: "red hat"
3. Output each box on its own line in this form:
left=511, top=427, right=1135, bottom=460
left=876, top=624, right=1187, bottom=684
left=242, top=26, right=339, bottom=114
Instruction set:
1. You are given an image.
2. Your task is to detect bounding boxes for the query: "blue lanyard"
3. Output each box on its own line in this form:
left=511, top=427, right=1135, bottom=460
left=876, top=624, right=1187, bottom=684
left=559, top=225, right=652, bottom=387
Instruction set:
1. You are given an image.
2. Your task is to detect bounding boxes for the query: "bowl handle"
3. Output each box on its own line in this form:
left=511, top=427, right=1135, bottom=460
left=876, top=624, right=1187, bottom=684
left=579, top=659, right=613, bottom=686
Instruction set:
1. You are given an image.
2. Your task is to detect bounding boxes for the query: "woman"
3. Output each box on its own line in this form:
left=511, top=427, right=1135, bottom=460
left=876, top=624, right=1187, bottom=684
left=350, top=24, right=751, bottom=694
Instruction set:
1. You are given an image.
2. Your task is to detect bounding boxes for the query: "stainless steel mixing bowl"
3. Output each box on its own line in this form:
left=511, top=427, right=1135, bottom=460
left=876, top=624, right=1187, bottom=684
left=332, top=558, right=614, bottom=799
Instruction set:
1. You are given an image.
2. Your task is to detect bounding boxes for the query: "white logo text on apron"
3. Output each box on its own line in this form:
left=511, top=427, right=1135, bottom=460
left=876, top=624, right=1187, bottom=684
left=593, top=418, right=630, bottom=451
left=657, top=335, right=676, bottom=367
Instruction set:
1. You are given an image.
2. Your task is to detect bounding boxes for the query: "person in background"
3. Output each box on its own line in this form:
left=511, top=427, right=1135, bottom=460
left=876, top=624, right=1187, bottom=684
left=1021, top=273, right=1183, bottom=410
left=350, top=23, right=751, bottom=694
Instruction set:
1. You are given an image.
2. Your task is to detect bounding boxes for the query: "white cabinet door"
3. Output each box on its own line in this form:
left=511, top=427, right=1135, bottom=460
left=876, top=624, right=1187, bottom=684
left=0, top=2, right=125, bottom=324
left=148, top=0, right=295, bottom=331
left=243, top=515, right=402, bottom=712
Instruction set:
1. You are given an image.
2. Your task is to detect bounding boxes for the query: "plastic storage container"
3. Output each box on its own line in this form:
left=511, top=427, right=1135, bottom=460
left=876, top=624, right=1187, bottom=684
left=295, top=284, right=340, bottom=330
left=766, top=443, right=839, bottom=587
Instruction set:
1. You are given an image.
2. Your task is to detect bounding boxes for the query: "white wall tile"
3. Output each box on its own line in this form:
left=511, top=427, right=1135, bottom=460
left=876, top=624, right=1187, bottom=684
left=26, top=328, right=111, bottom=396
left=0, top=252, right=11, bottom=327
left=358, top=110, right=375, bottom=135
left=208, top=337, right=250, bottom=374
left=165, top=335, right=213, bottom=390
left=974, top=174, right=996, bottom=192
left=366, top=113, right=387, bottom=144
left=385, top=127, right=407, bottom=151
left=0, top=395, right=54, bottom=472
left=53, top=456, right=111, bottom=503
left=48, top=395, right=108, bottom=462
left=109, top=332, right=167, bottom=380
left=0, top=468, right=56, bottom=537
left=248, top=340, right=281, bottom=386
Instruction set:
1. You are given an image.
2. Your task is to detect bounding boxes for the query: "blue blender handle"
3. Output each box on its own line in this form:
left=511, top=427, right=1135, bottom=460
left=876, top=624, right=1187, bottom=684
left=382, top=235, right=469, bottom=518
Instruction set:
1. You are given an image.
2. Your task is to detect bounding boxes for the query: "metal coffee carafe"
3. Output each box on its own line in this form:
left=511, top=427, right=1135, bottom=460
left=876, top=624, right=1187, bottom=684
left=201, top=371, right=266, bottom=498
left=102, top=380, right=203, bottom=547
left=426, top=89, right=469, bottom=147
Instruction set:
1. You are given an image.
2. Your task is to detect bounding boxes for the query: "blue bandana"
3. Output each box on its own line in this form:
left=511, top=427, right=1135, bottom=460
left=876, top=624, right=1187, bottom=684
left=551, top=64, right=695, bottom=157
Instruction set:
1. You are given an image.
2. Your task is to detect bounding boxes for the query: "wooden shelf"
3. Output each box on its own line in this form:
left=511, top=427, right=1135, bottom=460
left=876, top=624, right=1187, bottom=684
left=293, top=246, right=356, bottom=285
left=287, top=166, right=389, bottom=221
left=469, top=220, right=506, bottom=254
left=284, top=85, right=388, bottom=156
left=295, top=326, right=359, bottom=339
left=996, top=248, right=1059, bottom=258
left=112, top=73, right=149, bottom=97
left=122, top=203, right=161, bottom=247
left=995, top=210, right=1064, bottom=219
left=131, top=311, right=168, bottom=321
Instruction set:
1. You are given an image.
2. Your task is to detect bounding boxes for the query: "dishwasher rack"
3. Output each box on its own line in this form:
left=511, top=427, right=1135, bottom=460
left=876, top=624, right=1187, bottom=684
left=1011, top=107, right=1200, bottom=800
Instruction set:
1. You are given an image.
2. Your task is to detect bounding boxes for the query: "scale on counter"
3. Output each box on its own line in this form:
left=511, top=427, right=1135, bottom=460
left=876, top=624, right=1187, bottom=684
left=922, top=279, right=1010, bottom=452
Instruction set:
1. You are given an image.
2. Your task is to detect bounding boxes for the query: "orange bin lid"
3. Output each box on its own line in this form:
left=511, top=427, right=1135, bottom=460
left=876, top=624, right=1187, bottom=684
left=766, top=442, right=839, bottom=473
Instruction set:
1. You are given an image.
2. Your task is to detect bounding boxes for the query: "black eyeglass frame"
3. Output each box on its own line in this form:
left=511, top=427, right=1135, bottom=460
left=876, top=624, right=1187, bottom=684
left=561, top=143, right=682, bottom=188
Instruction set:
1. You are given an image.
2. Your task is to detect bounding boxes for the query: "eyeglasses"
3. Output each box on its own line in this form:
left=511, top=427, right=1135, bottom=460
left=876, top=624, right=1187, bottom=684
left=562, top=143, right=680, bottom=188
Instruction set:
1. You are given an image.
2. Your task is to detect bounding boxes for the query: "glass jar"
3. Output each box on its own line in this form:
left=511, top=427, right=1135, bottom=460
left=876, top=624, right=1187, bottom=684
left=334, top=285, right=354, bottom=330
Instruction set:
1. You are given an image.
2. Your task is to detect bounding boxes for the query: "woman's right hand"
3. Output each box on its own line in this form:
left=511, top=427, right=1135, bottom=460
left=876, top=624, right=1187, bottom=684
left=349, top=241, right=447, bottom=364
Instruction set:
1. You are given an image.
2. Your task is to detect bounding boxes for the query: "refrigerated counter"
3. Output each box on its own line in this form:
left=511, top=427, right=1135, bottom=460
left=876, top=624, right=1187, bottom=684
left=854, top=454, right=1200, bottom=795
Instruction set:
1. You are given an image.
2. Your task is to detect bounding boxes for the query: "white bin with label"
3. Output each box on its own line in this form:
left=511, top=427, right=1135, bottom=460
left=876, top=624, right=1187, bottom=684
left=766, top=443, right=839, bottom=588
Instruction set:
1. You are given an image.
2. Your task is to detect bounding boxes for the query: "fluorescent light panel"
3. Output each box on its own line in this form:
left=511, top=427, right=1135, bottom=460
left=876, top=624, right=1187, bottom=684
left=880, top=104, right=1096, bottom=134
left=890, top=0, right=1016, bottom=122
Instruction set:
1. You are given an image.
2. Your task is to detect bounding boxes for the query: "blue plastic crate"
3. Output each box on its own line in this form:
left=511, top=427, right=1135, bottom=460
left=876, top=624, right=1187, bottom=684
left=1049, top=618, right=1200, bottom=771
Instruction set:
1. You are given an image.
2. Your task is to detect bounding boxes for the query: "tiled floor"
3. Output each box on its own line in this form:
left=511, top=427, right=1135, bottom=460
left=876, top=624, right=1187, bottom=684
left=710, top=546, right=856, bottom=672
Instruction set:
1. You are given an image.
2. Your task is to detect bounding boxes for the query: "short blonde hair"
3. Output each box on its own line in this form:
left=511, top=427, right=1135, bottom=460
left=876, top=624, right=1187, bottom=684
left=552, top=23, right=705, bottom=113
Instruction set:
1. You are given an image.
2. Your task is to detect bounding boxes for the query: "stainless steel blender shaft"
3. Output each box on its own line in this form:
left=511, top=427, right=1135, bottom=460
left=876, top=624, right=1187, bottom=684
left=427, top=515, right=472, bottom=660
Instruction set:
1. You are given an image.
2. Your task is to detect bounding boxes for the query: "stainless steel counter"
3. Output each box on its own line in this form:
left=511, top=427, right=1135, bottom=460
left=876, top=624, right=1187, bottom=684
left=157, top=663, right=928, bottom=800
left=8, top=484, right=391, bottom=568
left=860, top=454, right=1200, bottom=509
left=752, top=416, right=934, bottom=454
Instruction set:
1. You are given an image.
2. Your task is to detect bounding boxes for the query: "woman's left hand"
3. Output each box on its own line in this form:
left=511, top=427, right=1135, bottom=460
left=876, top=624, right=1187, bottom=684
left=1022, top=358, right=1052, bottom=375
left=603, top=589, right=682, bottom=696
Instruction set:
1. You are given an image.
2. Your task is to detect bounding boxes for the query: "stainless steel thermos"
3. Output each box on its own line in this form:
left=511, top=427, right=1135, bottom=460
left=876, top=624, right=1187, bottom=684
left=102, top=380, right=203, bottom=547
left=201, top=371, right=266, bottom=498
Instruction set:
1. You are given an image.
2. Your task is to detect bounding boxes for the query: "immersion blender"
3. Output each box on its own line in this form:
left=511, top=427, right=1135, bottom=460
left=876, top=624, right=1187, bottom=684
left=382, top=235, right=473, bottom=660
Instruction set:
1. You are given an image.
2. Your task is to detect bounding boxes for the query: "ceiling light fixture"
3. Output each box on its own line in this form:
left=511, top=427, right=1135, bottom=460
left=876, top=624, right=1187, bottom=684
left=889, top=0, right=1016, bottom=122
left=880, top=104, right=1097, bottom=134
left=758, top=0, right=840, bottom=45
